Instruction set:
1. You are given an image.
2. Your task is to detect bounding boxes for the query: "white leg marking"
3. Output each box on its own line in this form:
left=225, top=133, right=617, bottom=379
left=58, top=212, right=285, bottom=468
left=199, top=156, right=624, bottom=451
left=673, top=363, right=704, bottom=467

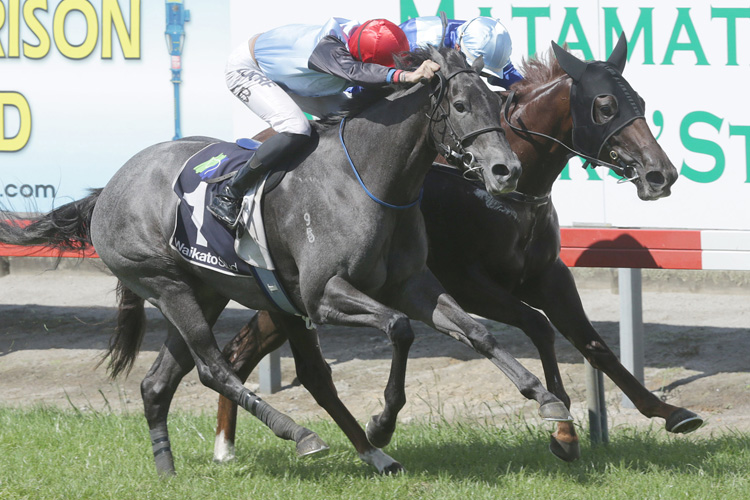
left=213, top=430, right=236, bottom=463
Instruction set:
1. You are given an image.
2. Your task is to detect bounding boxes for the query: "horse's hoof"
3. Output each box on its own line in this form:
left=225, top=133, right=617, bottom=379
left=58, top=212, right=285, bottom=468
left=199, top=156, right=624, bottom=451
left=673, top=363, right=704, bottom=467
left=549, top=434, right=581, bottom=462
left=381, top=461, right=405, bottom=475
left=366, top=416, right=394, bottom=449
left=539, top=401, right=574, bottom=422
left=296, top=432, right=330, bottom=457
left=665, top=408, right=704, bottom=434
left=154, top=450, right=176, bottom=477
left=360, top=448, right=403, bottom=474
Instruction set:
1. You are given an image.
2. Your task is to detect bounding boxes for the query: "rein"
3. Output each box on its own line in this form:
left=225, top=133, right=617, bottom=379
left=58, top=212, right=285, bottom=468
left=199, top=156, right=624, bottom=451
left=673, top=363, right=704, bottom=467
left=336, top=65, right=507, bottom=210
left=502, top=90, right=637, bottom=183
left=428, top=68, right=506, bottom=179
left=338, top=118, right=423, bottom=210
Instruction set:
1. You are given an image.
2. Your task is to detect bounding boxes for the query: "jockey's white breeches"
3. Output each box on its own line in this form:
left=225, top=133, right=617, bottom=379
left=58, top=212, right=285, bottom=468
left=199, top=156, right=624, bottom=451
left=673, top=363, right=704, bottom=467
left=225, top=41, right=350, bottom=136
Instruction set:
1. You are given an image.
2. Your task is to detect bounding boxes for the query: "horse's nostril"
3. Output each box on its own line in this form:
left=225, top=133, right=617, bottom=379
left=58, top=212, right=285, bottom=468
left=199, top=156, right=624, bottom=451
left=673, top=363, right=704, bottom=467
left=492, top=164, right=510, bottom=178
left=646, top=171, right=665, bottom=186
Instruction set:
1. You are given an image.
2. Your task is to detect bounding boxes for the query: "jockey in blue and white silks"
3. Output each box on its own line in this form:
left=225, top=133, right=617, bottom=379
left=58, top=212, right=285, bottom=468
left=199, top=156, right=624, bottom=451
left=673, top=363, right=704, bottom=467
left=209, top=18, right=440, bottom=228
left=400, top=16, right=522, bottom=89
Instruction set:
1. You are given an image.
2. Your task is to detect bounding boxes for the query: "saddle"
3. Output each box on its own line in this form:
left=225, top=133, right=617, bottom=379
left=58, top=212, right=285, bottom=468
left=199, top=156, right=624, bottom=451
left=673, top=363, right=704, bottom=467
left=169, top=139, right=301, bottom=315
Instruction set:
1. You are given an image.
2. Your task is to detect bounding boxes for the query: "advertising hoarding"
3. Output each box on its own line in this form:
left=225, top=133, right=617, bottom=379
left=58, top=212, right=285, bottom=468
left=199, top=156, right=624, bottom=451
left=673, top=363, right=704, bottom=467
left=2, top=0, right=748, bottom=231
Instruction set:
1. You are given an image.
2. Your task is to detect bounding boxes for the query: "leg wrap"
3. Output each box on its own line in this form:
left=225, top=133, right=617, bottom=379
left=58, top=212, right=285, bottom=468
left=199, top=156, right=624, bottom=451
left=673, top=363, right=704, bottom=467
left=240, top=390, right=310, bottom=442
left=149, top=426, right=175, bottom=475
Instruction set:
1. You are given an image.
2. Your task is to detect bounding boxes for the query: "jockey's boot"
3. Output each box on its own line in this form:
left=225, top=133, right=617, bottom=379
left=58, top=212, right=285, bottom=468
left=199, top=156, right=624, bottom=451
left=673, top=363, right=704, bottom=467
left=208, top=131, right=309, bottom=229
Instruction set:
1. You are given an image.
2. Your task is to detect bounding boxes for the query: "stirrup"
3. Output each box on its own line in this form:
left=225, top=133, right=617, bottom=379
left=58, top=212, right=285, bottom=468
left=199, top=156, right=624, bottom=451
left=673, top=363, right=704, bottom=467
left=208, top=195, right=242, bottom=229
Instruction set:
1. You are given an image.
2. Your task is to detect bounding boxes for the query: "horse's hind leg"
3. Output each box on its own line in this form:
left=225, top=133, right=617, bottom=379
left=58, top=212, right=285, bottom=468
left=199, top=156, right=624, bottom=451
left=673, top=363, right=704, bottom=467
left=139, top=281, right=324, bottom=474
left=141, top=327, right=195, bottom=475
left=214, top=311, right=289, bottom=462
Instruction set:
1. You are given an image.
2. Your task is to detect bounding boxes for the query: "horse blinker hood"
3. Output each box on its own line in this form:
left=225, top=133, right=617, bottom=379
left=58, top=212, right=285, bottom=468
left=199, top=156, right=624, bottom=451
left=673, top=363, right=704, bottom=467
left=552, top=34, right=645, bottom=160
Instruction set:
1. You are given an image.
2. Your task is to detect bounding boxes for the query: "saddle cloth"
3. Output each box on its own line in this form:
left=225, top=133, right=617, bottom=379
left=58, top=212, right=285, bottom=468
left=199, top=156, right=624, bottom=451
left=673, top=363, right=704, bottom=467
left=170, top=139, right=302, bottom=315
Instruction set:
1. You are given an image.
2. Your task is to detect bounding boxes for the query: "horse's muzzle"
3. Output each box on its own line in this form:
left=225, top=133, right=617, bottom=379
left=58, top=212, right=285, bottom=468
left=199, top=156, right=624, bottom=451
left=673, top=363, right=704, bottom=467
left=485, top=159, right=521, bottom=195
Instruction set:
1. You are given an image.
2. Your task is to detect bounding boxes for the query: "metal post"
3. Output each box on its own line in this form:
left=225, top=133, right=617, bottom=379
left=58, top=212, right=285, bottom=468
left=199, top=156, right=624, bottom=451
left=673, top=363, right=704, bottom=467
left=619, top=268, right=644, bottom=409
left=585, top=359, right=608, bottom=444
left=165, top=0, right=190, bottom=140
left=259, top=349, right=282, bottom=394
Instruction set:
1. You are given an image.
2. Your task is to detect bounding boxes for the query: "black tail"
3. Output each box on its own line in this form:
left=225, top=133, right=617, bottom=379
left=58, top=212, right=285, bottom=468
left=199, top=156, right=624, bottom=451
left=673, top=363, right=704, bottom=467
left=0, top=189, right=101, bottom=259
left=98, top=280, right=147, bottom=379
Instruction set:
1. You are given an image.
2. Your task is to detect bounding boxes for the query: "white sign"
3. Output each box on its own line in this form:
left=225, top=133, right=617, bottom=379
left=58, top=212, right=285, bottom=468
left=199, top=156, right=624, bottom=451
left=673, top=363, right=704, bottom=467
left=1, top=0, right=232, bottom=211
left=2, top=0, right=748, bottom=232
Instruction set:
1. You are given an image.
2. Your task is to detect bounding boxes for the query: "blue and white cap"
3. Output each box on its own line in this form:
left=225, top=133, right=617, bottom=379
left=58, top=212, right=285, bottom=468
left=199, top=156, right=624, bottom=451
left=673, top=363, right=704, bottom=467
left=456, top=17, right=512, bottom=78
left=401, top=16, right=445, bottom=50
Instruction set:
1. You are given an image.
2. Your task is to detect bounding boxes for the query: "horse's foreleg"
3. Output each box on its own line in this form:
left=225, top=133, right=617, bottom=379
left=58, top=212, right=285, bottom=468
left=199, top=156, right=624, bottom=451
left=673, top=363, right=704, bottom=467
left=267, top=311, right=399, bottom=472
left=214, top=311, right=289, bottom=462
left=524, top=259, right=703, bottom=434
left=438, top=270, right=580, bottom=461
left=391, top=269, right=572, bottom=422
left=312, top=275, right=413, bottom=473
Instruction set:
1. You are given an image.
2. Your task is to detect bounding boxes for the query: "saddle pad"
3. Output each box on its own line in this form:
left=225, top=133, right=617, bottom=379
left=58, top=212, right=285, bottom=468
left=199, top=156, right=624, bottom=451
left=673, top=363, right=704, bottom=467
left=170, top=140, right=269, bottom=277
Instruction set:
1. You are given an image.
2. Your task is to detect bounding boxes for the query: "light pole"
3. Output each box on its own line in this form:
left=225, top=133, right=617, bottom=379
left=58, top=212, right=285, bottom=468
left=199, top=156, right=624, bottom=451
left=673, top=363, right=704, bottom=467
left=165, top=0, right=190, bottom=140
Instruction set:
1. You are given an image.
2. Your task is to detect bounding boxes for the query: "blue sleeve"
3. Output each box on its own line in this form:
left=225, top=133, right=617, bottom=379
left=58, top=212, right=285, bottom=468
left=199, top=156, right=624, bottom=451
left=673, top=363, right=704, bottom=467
left=443, top=20, right=464, bottom=49
left=399, top=17, right=464, bottom=50
left=487, top=62, right=524, bottom=88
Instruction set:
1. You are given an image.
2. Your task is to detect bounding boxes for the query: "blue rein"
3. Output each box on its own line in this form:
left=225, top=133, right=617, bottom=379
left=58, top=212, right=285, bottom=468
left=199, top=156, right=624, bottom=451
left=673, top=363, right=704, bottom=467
left=339, top=118, right=423, bottom=210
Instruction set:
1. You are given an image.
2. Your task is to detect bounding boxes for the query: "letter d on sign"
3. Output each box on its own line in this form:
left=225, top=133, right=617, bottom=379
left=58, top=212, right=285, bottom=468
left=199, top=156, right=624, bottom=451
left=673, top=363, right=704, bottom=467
left=1, top=92, right=32, bottom=152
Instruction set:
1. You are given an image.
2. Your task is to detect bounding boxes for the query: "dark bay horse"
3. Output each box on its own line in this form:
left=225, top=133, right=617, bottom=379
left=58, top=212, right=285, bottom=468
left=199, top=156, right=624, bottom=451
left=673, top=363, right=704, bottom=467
left=0, top=46, right=576, bottom=475
left=211, top=37, right=701, bottom=464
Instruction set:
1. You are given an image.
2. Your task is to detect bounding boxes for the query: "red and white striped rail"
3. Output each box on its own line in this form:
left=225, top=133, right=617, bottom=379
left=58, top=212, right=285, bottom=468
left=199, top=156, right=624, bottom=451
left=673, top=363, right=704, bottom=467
left=4, top=226, right=750, bottom=270
left=559, top=228, right=750, bottom=271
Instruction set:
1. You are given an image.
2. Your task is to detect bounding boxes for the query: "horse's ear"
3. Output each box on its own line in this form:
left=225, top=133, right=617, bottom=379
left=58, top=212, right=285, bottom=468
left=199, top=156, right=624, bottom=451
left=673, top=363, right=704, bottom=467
left=551, top=41, right=587, bottom=82
left=607, top=32, right=628, bottom=74
left=471, top=55, right=484, bottom=74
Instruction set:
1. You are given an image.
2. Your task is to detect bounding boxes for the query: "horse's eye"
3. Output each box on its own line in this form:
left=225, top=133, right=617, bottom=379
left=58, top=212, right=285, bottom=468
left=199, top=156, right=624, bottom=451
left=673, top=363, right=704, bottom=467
left=600, top=105, right=613, bottom=116
left=454, top=101, right=466, bottom=113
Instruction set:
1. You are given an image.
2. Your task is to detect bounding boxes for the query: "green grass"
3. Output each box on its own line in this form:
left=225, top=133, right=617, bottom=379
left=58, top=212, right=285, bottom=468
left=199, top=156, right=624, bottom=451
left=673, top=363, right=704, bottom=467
left=1, top=407, right=749, bottom=500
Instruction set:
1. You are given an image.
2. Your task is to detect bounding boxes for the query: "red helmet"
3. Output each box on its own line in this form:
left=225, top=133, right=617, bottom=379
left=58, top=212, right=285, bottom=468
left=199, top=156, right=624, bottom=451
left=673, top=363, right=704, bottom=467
left=347, top=19, right=409, bottom=68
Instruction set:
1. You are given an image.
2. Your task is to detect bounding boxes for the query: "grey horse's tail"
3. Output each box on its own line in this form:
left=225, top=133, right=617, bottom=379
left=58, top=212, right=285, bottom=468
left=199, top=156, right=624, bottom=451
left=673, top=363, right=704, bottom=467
left=98, top=280, right=146, bottom=380
left=0, top=189, right=101, bottom=260
left=0, top=190, right=144, bottom=379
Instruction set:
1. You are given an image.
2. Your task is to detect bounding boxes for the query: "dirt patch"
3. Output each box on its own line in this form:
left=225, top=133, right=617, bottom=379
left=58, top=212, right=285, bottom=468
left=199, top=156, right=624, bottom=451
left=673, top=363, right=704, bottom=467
left=2, top=271, right=750, bottom=437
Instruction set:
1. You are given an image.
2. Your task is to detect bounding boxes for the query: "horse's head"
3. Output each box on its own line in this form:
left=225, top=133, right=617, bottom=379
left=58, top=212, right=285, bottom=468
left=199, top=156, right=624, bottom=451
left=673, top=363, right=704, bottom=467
left=552, top=34, right=678, bottom=200
left=412, top=46, right=521, bottom=195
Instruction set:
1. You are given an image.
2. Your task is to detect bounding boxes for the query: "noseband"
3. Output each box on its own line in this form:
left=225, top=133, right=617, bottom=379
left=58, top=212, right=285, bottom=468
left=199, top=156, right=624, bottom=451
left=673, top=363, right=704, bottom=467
left=502, top=89, right=637, bottom=183
left=428, top=69, right=506, bottom=179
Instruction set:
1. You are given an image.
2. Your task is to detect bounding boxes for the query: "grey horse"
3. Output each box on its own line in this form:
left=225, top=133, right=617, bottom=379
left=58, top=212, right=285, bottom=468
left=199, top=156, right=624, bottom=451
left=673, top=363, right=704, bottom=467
left=0, top=46, right=572, bottom=475
left=211, top=36, right=700, bottom=466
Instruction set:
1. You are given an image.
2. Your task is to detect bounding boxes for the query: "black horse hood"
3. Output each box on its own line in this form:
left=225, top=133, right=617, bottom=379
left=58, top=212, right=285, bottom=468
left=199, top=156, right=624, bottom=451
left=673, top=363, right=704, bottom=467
left=553, top=34, right=645, bottom=159
left=570, top=61, right=645, bottom=158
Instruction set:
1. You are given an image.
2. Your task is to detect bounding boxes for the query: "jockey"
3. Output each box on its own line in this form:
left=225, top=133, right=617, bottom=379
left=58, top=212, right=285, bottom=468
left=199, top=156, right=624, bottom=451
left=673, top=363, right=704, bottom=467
left=399, top=15, right=522, bottom=89
left=209, top=17, right=440, bottom=228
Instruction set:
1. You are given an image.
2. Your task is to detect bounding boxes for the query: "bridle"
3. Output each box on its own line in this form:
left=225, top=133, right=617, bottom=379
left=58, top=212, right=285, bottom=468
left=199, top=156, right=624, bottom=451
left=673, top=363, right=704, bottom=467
left=427, top=68, right=506, bottom=181
left=502, top=89, right=638, bottom=183
left=337, top=64, right=509, bottom=210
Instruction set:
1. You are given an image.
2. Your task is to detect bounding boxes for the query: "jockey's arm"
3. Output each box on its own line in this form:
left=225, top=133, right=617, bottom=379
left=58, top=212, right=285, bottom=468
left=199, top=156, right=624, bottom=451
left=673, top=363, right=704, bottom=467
left=308, top=36, right=439, bottom=87
left=486, top=62, right=524, bottom=89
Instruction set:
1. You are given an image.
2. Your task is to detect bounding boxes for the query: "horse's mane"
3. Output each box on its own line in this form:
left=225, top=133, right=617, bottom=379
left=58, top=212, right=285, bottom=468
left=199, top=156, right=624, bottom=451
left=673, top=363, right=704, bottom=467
left=315, top=46, right=460, bottom=131
left=512, top=47, right=567, bottom=92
